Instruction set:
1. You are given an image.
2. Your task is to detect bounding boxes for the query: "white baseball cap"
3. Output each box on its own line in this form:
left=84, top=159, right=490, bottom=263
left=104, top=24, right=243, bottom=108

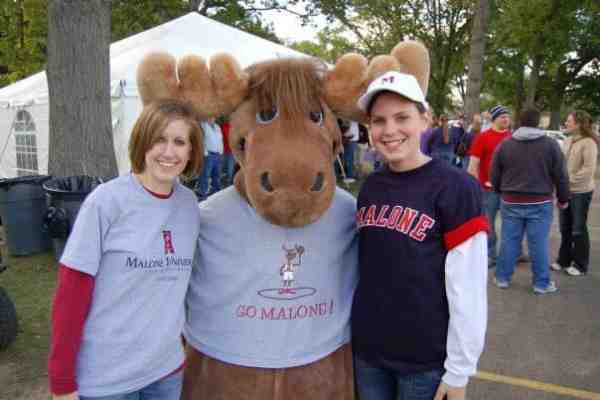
left=357, top=71, right=426, bottom=112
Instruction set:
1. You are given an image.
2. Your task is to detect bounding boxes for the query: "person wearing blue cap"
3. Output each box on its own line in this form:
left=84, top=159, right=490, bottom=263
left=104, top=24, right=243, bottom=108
left=467, top=105, right=512, bottom=266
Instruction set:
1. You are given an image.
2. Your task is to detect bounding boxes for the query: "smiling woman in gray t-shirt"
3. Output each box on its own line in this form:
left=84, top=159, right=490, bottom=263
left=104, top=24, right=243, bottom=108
left=48, top=100, right=204, bottom=400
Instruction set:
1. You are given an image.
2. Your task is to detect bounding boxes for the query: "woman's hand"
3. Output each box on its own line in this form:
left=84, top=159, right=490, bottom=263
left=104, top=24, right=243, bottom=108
left=434, top=382, right=466, bottom=400
left=52, top=392, right=79, bottom=400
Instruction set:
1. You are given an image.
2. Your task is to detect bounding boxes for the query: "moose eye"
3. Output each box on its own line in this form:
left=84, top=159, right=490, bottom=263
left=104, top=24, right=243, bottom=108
left=309, top=110, right=324, bottom=126
left=256, top=108, right=278, bottom=124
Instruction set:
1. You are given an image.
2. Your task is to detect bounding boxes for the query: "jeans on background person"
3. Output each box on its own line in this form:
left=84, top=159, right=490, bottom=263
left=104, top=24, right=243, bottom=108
left=343, top=141, right=357, bottom=179
left=197, top=152, right=222, bottom=198
left=557, top=191, right=593, bottom=273
left=354, top=355, right=443, bottom=400
left=495, top=202, right=553, bottom=289
left=483, top=190, right=501, bottom=263
left=222, top=153, right=235, bottom=187
left=80, top=370, right=183, bottom=400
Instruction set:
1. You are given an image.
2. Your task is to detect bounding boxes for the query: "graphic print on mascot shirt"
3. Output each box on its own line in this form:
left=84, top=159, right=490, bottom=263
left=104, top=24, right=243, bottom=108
left=257, top=244, right=317, bottom=299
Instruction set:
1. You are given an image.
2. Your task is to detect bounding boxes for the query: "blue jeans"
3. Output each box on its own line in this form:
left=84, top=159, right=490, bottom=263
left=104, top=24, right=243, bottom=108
left=221, top=153, right=235, bottom=187
left=557, top=191, right=593, bottom=273
left=80, top=370, right=183, bottom=400
left=354, top=355, right=443, bottom=400
left=343, top=141, right=357, bottom=178
left=483, top=191, right=501, bottom=261
left=197, top=152, right=222, bottom=197
left=496, top=202, right=553, bottom=289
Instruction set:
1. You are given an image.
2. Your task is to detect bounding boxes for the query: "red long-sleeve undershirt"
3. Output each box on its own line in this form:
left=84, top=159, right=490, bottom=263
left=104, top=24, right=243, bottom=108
left=48, top=186, right=181, bottom=395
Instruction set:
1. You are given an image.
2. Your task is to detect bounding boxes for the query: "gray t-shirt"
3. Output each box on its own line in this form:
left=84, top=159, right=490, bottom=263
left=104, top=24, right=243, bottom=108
left=184, top=187, right=358, bottom=368
left=60, top=174, right=200, bottom=397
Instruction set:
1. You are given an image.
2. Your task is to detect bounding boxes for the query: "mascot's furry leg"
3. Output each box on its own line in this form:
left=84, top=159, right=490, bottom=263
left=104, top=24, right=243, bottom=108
left=182, top=344, right=354, bottom=400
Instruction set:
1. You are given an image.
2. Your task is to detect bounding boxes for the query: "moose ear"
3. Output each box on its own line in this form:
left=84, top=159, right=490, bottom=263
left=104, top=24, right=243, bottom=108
left=137, top=51, right=249, bottom=120
left=323, top=53, right=369, bottom=123
left=391, top=41, right=430, bottom=96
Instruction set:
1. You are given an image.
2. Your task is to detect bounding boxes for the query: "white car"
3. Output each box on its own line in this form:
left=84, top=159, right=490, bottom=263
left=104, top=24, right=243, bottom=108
left=544, top=130, right=567, bottom=149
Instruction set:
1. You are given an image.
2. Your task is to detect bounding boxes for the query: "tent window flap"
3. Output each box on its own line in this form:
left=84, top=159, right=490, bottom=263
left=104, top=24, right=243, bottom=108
left=13, top=110, right=39, bottom=176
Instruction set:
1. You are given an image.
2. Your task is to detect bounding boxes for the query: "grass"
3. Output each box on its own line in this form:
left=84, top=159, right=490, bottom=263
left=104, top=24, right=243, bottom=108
left=0, top=249, right=56, bottom=399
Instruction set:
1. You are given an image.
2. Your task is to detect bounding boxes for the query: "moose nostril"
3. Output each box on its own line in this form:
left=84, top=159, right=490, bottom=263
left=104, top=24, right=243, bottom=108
left=311, top=172, right=325, bottom=192
left=261, top=172, right=274, bottom=192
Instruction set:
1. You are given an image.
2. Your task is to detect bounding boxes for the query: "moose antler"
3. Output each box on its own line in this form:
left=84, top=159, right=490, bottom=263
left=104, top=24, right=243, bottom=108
left=137, top=51, right=249, bottom=120
left=323, top=40, right=430, bottom=121
left=323, top=53, right=369, bottom=123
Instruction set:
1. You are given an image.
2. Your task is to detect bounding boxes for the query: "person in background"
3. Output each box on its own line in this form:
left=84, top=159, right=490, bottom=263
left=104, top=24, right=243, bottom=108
left=420, top=108, right=437, bottom=156
left=219, top=116, right=235, bottom=187
left=343, top=119, right=360, bottom=183
left=352, top=71, right=488, bottom=400
left=552, top=110, right=598, bottom=276
left=197, top=117, right=223, bottom=199
left=422, top=114, right=464, bottom=166
left=48, top=100, right=203, bottom=400
left=481, top=111, right=492, bottom=131
left=490, top=108, right=569, bottom=294
left=468, top=105, right=512, bottom=267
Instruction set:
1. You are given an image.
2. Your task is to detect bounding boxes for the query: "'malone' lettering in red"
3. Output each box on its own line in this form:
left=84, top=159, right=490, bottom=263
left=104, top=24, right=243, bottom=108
left=356, top=205, right=436, bottom=242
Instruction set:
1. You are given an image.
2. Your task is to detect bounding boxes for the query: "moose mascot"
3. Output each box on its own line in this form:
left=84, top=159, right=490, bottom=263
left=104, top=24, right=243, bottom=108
left=136, top=40, right=430, bottom=400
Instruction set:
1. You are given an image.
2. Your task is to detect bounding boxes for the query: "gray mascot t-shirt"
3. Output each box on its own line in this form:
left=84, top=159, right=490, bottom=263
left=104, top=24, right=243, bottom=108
left=60, top=174, right=200, bottom=397
left=184, top=186, right=358, bottom=368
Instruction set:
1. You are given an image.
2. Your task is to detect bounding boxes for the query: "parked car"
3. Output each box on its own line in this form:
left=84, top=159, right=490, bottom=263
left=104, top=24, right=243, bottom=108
left=544, top=130, right=567, bottom=149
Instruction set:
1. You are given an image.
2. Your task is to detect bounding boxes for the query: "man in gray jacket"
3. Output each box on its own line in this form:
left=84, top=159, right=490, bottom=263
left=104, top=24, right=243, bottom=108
left=490, top=108, right=570, bottom=294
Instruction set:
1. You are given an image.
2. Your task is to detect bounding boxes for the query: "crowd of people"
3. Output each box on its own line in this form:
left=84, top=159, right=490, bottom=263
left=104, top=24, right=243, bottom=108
left=46, top=71, right=597, bottom=400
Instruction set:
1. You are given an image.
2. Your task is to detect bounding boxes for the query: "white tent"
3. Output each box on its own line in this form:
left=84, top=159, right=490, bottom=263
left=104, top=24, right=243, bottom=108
left=0, top=12, right=309, bottom=178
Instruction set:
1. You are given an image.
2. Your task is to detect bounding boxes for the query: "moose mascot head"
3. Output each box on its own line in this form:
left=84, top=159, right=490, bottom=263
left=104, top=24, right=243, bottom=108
left=137, top=40, right=429, bottom=400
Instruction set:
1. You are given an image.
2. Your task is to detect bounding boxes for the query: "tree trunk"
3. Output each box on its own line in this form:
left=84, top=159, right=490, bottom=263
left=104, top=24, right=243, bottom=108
left=525, top=53, right=543, bottom=109
left=190, top=0, right=203, bottom=13
left=513, top=61, right=526, bottom=129
left=464, top=0, right=490, bottom=125
left=47, top=0, right=117, bottom=178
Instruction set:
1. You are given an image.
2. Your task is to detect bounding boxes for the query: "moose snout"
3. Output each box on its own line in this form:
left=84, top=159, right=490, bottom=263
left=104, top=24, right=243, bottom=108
left=259, top=171, right=325, bottom=193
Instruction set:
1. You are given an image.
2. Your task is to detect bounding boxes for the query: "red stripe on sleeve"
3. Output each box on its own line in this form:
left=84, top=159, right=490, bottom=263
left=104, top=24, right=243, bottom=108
left=444, top=216, right=490, bottom=251
left=48, top=265, right=95, bottom=395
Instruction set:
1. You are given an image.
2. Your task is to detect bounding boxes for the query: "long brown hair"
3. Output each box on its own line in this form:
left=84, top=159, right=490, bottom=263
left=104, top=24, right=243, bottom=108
left=570, top=110, right=594, bottom=138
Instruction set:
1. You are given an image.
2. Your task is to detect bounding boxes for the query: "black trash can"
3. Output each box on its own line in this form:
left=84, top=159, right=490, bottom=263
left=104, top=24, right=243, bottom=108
left=0, top=175, right=52, bottom=256
left=43, top=176, right=102, bottom=260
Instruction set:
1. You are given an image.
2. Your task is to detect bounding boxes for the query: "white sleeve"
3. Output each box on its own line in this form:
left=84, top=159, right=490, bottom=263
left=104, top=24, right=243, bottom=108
left=349, top=121, right=360, bottom=141
left=442, top=231, right=488, bottom=387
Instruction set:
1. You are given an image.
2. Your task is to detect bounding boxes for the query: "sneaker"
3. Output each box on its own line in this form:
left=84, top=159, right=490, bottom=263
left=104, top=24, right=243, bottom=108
left=550, top=262, right=563, bottom=271
left=533, top=281, right=558, bottom=295
left=493, top=277, right=510, bottom=289
left=343, top=178, right=356, bottom=184
left=565, top=266, right=584, bottom=276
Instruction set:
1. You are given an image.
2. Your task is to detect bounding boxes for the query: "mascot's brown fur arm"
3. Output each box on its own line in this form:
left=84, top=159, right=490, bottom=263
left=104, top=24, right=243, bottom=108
left=137, top=41, right=429, bottom=400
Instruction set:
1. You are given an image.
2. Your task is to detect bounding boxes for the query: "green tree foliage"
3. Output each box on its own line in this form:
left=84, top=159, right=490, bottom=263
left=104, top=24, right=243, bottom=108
left=290, top=27, right=356, bottom=64
left=302, top=0, right=476, bottom=114
left=0, top=0, right=47, bottom=87
left=0, top=0, right=289, bottom=89
left=483, top=0, right=600, bottom=124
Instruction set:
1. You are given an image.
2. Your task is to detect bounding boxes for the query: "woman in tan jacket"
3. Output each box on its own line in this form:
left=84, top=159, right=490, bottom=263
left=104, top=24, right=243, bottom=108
left=552, top=110, right=598, bottom=276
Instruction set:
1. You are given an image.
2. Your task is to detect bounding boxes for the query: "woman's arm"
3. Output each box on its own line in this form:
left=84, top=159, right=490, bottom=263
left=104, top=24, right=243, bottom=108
left=570, top=140, right=598, bottom=187
left=443, top=232, right=488, bottom=388
left=48, top=265, right=95, bottom=396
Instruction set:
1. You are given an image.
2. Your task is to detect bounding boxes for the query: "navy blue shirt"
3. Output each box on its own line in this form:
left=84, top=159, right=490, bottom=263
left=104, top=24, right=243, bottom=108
left=352, top=159, right=486, bottom=375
